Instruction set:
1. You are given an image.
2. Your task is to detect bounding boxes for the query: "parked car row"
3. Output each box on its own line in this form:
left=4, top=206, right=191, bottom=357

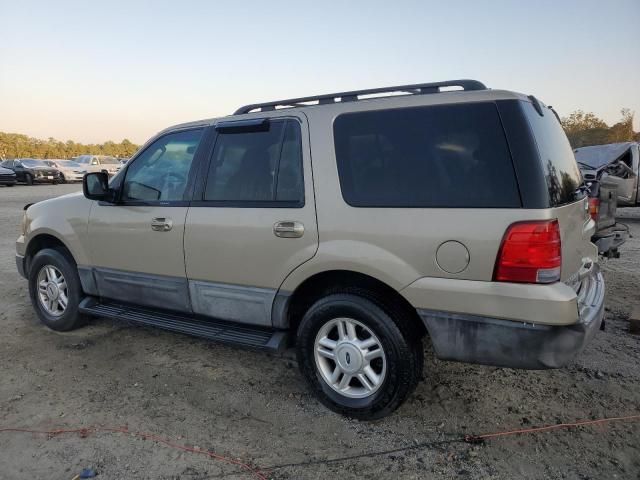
left=0, top=155, right=125, bottom=186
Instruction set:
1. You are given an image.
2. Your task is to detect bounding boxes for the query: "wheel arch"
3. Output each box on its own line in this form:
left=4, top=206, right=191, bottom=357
left=279, top=269, right=426, bottom=338
left=25, top=233, right=76, bottom=274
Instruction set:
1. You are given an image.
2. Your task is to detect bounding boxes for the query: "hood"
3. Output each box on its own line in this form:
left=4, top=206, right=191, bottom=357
left=574, top=142, right=635, bottom=170
left=28, top=191, right=84, bottom=211
left=30, top=166, right=58, bottom=172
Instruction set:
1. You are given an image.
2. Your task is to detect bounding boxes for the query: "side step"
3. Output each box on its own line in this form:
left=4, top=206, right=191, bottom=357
left=79, top=297, right=289, bottom=351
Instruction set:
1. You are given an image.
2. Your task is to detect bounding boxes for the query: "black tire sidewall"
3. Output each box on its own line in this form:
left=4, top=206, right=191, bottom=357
left=28, top=248, right=84, bottom=331
left=297, top=294, right=418, bottom=419
left=25, top=173, right=33, bottom=185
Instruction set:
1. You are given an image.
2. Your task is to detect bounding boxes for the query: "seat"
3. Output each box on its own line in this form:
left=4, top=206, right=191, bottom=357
left=224, top=147, right=273, bottom=201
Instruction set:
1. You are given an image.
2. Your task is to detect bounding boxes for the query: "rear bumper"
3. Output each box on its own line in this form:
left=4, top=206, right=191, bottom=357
left=417, top=269, right=605, bottom=369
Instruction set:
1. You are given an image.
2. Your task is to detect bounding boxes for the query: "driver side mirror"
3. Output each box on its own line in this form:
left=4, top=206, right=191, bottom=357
left=83, top=171, right=111, bottom=201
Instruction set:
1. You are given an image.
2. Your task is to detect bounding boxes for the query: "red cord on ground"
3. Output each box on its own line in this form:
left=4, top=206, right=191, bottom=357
left=1, top=413, right=639, bottom=478
left=466, top=413, right=640, bottom=443
left=0, top=425, right=267, bottom=480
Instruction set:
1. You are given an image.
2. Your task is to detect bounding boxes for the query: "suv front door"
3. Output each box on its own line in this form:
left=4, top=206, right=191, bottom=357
left=86, top=127, right=206, bottom=312
left=184, top=115, right=318, bottom=326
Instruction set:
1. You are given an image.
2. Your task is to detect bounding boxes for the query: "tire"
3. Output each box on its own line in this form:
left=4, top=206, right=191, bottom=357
left=6, top=183, right=14, bottom=187
left=25, top=173, right=33, bottom=185
left=60, top=174, right=67, bottom=184
left=28, top=248, right=87, bottom=332
left=296, top=293, right=423, bottom=420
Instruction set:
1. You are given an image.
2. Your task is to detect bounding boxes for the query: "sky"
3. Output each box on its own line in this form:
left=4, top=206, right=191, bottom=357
left=0, top=0, right=638, bottom=144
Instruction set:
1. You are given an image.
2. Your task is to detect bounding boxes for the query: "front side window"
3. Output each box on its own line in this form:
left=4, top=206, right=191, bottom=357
left=334, top=102, right=521, bottom=208
left=203, top=119, right=303, bottom=205
left=122, top=128, right=203, bottom=202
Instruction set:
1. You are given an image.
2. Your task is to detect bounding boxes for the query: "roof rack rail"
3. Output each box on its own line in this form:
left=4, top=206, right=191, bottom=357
left=233, top=79, right=487, bottom=115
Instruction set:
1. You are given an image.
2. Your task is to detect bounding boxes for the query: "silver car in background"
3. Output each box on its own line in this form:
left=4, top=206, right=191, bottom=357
left=74, top=155, right=122, bottom=177
left=43, top=160, right=87, bottom=183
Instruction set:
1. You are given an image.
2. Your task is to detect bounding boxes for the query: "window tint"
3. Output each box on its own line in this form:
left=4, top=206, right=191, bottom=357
left=334, top=103, right=521, bottom=208
left=522, top=102, right=583, bottom=206
left=204, top=119, right=303, bottom=204
left=122, top=128, right=203, bottom=202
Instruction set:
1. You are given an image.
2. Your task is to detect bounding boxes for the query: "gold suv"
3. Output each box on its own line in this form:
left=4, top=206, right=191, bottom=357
left=16, top=80, right=604, bottom=419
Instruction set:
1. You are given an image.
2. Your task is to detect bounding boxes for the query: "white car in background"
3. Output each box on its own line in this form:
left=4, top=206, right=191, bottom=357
left=74, top=155, right=122, bottom=177
left=43, top=160, right=87, bottom=182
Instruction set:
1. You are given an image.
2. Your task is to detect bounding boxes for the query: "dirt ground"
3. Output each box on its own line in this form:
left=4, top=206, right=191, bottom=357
left=1, top=184, right=639, bottom=480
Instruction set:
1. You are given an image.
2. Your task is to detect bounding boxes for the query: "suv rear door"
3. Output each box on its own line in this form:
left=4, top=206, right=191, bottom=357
left=184, top=114, right=318, bottom=327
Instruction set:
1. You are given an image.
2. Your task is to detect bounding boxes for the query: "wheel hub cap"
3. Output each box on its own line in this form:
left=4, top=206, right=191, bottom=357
left=36, top=265, right=68, bottom=317
left=46, top=283, right=59, bottom=300
left=314, top=317, right=387, bottom=399
left=336, top=343, right=363, bottom=373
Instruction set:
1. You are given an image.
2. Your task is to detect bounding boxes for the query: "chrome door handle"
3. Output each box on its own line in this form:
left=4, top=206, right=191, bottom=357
left=273, top=221, right=304, bottom=238
left=151, top=217, right=173, bottom=232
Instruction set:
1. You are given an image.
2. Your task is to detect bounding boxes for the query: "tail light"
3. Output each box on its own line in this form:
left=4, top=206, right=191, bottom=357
left=494, top=220, right=562, bottom=284
left=588, top=197, right=600, bottom=221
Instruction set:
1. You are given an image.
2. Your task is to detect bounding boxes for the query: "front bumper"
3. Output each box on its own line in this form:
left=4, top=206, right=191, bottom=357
left=32, top=176, right=60, bottom=183
left=16, top=254, right=26, bottom=278
left=417, top=270, right=605, bottom=369
left=593, top=224, right=628, bottom=256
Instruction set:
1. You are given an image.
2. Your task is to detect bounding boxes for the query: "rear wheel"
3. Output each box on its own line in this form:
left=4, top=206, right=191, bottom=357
left=28, top=248, right=87, bottom=331
left=296, top=293, right=423, bottom=420
left=25, top=173, right=33, bottom=185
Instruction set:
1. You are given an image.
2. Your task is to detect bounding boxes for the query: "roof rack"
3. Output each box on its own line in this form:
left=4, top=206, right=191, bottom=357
left=233, top=79, right=487, bottom=115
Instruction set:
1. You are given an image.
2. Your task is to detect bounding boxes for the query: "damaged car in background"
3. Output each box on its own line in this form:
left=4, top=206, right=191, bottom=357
left=574, top=142, right=638, bottom=257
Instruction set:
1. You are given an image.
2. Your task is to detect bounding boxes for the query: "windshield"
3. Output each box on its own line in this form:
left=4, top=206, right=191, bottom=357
left=62, top=161, right=83, bottom=168
left=98, top=156, right=120, bottom=164
left=21, top=159, right=48, bottom=167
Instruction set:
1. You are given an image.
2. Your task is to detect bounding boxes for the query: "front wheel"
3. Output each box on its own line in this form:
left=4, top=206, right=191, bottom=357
left=25, top=173, right=33, bottom=185
left=296, top=293, right=423, bottom=420
left=28, top=248, right=87, bottom=332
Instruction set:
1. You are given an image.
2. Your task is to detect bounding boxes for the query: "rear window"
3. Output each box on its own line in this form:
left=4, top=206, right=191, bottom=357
left=333, top=102, right=521, bottom=208
left=522, top=102, right=583, bottom=206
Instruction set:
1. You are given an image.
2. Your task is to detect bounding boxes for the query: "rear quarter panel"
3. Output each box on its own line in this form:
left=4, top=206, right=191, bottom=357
left=281, top=99, right=588, bottom=292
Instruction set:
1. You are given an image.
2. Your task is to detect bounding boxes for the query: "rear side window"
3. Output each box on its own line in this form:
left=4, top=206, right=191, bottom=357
left=204, top=119, right=304, bottom=205
left=522, top=103, right=583, bottom=206
left=334, top=103, right=521, bottom=208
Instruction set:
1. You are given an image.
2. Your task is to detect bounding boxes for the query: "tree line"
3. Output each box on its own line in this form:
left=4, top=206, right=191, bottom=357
left=561, top=108, right=638, bottom=148
left=0, top=132, right=139, bottom=160
left=0, top=108, right=637, bottom=160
